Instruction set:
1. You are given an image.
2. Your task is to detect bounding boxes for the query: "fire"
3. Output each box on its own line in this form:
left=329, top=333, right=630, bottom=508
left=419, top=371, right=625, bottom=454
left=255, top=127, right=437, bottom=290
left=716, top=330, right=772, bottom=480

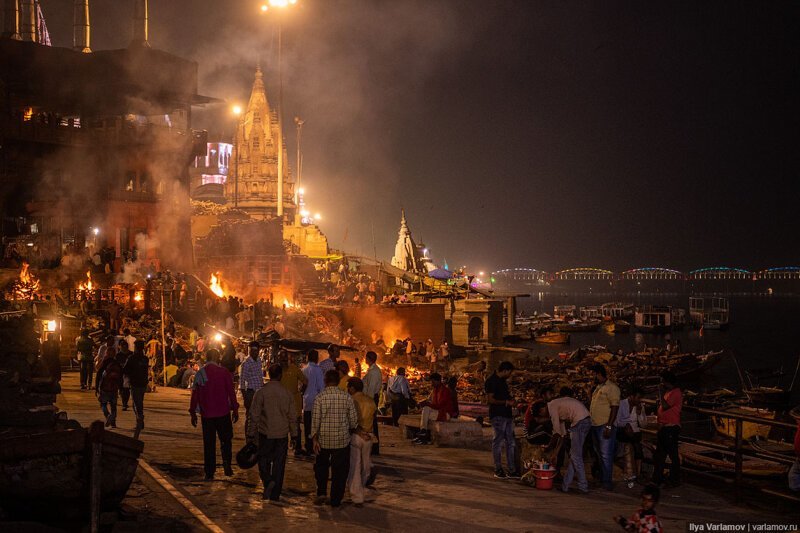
left=133, top=291, right=143, bottom=302
left=77, top=270, right=93, bottom=292
left=13, top=262, right=40, bottom=300
left=282, top=297, right=297, bottom=309
left=209, top=273, right=225, bottom=298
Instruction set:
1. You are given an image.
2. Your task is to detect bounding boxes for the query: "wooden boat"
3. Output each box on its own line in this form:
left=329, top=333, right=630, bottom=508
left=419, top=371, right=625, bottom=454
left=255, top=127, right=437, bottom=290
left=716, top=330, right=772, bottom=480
left=534, top=331, right=570, bottom=344
left=603, top=320, right=630, bottom=334
left=744, top=386, right=791, bottom=408
left=712, top=406, right=775, bottom=440
left=679, top=442, right=787, bottom=477
left=556, top=319, right=601, bottom=333
left=0, top=421, right=143, bottom=520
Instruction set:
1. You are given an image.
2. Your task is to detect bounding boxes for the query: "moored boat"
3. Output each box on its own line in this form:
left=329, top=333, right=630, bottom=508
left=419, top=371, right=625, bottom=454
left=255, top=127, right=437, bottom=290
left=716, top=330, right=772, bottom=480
left=603, top=320, right=631, bottom=334
left=713, top=406, right=775, bottom=440
left=534, top=331, right=570, bottom=344
left=678, top=442, right=787, bottom=477
left=634, top=306, right=672, bottom=333
left=556, top=319, right=601, bottom=333
left=0, top=421, right=143, bottom=520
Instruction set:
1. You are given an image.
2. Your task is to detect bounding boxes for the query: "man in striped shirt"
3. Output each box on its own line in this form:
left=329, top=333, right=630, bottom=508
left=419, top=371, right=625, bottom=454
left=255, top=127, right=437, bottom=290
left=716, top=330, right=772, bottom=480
left=311, top=369, right=358, bottom=507
left=239, top=341, right=264, bottom=442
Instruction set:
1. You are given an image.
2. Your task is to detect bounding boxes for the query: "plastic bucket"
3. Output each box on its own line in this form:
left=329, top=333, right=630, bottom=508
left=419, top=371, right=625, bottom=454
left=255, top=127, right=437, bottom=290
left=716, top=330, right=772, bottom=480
left=532, top=468, right=557, bottom=490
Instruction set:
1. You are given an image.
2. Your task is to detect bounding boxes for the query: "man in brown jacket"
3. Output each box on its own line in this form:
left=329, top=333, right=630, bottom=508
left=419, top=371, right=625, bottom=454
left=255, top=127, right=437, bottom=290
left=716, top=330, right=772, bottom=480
left=247, top=364, right=297, bottom=502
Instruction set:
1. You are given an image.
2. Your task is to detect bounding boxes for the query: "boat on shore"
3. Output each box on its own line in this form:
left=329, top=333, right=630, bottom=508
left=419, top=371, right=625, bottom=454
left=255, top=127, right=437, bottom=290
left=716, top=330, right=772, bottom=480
left=678, top=442, right=787, bottom=477
left=0, top=421, right=143, bottom=520
left=713, top=406, right=775, bottom=440
left=557, top=319, right=601, bottom=333
left=534, top=331, right=570, bottom=344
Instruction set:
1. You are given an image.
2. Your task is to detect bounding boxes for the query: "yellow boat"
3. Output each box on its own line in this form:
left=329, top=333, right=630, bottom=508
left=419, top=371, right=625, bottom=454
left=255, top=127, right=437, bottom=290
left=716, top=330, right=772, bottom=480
left=712, top=406, right=775, bottom=440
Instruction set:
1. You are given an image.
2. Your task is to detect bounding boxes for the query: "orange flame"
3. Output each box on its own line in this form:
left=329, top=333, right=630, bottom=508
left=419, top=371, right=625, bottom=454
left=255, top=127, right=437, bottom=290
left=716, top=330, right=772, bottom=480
left=133, top=291, right=143, bottom=302
left=210, top=273, right=225, bottom=298
left=77, top=270, right=93, bottom=292
left=14, top=262, right=40, bottom=299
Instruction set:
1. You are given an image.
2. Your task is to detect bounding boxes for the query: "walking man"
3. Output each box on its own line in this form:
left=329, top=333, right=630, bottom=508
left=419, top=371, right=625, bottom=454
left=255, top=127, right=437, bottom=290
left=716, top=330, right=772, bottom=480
left=247, top=364, right=297, bottom=502
left=652, top=371, right=682, bottom=487
left=76, top=329, right=94, bottom=390
left=362, top=351, right=382, bottom=455
left=546, top=394, right=592, bottom=493
left=485, top=361, right=519, bottom=478
left=302, top=350, right=325, bottom=455
left=116, top=340, right=132, bottom=412
left=123, top=340, right=150, bottom=430
left=311, top=370, right=358, bottom=508
left=319, top=344, right=340, bottom=374
left=279, top=351, right=308, bottom=456
left=189, top=349, right=239, bottom=480
left=589, top=364, right=621, bottom=490
left=95, top=350, right=123, bottom=428
left=346, top=377, right=376, bottom=506
left=387, top=367, right=411, bottom=427
left=240, top=341, right=264, bottom=441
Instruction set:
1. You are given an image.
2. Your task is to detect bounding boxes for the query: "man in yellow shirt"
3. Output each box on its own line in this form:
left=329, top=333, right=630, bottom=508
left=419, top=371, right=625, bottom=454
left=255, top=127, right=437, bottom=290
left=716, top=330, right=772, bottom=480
left=279, top=351, right=308, bottom=457
left=589, top=364, right=620, bottom=490
left=346, top=377, right=375, bottom=506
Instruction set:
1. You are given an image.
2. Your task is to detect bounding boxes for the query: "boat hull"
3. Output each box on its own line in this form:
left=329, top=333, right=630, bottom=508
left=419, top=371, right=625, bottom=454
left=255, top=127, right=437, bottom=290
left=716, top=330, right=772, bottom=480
left=0, top=423, right=143, bottom=520
left=534, top=332, right=570, bottom=344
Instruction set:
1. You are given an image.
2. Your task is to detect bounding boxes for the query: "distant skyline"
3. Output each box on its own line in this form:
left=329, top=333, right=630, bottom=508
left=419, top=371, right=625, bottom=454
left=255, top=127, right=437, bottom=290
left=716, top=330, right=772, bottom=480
left=40, top=1, right=800, bottom=273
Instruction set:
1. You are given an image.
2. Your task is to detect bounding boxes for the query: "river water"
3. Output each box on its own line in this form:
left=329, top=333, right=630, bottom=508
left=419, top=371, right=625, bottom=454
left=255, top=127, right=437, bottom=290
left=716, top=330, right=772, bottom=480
left=515, top=293, right=800, bottom=404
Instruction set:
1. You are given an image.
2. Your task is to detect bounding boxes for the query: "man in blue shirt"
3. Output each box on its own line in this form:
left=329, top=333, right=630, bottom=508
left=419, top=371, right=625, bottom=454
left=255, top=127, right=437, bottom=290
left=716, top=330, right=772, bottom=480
left=302, top=350, right=325, bottom=456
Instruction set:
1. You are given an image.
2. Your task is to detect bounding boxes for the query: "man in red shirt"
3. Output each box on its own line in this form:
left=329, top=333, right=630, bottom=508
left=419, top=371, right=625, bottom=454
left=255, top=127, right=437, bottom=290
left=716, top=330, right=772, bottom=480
left=189, top=349, right=239, bottom=481
left=413, top=373, right=456, bottom=444
left=652, top=371, right=682, bottom=487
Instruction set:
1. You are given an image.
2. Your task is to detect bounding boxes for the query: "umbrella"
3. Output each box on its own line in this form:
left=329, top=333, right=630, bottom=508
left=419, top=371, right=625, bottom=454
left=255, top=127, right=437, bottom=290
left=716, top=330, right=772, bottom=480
left=428, top=268, right=452, bottom=280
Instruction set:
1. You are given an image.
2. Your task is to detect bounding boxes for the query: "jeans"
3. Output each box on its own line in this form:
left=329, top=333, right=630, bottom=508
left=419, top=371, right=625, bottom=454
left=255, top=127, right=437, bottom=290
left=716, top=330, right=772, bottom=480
left=789, top=459, right=800, bottom=491
left=314, top=446, right=350, bottom=506
left=119, top=387, right=130, bottom=408
left=391, top=396, right=408, bottom=426
left=80, top=360, right=94, bottom=388
left=591, top=425, right=617, bottom=487
left=99, top=390, right=118, bottom=425
left=562, top=417, right=591, bottom=492
left=347, top=433, right=372, bottom=504
left=491, top=416, right=516, bottom=472
left=131, top=386, right=146, bottom=422
left=652, top=425, right=681, bottom=484
left=258, top=436, right=288, bottom=500
left=242, top=389, right=256, bottom=441
left=201, top=415, right=233, bottom=478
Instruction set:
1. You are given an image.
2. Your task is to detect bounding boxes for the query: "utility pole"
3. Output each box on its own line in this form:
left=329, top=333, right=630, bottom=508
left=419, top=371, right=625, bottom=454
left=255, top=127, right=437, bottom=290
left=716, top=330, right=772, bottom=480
left=294, top=116, right=304, bottom=208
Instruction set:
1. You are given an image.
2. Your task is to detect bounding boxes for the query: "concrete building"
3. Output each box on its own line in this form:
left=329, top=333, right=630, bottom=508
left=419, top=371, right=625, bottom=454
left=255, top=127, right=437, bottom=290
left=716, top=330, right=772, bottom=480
left=0, top=0, right=211, bottom=272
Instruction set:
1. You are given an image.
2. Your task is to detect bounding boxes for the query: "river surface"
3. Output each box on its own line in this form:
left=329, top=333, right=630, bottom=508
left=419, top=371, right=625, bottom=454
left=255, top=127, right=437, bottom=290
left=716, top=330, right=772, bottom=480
left=515, top=293, right=800, bottom=404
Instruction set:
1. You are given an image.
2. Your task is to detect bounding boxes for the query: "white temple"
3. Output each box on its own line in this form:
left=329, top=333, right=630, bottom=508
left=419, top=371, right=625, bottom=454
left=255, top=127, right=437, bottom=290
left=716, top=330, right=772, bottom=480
left=391, top=209, right=428, bottom=273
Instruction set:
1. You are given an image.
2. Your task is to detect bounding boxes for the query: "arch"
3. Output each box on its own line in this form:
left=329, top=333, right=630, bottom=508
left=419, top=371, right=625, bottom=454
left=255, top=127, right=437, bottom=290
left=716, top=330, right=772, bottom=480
left=620, top=267, right=684, bottom=280
left=468, top=317, right=483, bottom=343
left=688, top=267, right=752, bottom=280
left=554, top=267, right=614, bottom=281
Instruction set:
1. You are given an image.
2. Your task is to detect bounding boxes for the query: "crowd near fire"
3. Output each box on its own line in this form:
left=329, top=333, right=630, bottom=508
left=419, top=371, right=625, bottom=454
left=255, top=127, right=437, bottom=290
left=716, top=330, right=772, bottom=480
left=0, top=1, right=798, bottom=531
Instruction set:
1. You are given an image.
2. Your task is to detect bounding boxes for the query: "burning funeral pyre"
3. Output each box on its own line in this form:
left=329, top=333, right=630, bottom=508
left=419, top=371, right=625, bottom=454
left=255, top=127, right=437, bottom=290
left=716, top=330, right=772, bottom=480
left=8, top=262, right=41, bottom=300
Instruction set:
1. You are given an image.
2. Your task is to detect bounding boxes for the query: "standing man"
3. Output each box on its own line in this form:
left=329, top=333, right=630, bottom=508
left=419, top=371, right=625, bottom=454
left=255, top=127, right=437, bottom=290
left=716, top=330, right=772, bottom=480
left=311, top=370, right=358, bottom=508
left=362, top=351, right=382, bottom=455
left=302, top=350, right=325, bottom=455
left=546, top=394, right=592, bottom=493
left=279, top=350, right=308, bottom=456
left=189, top=349, right=239, bottom=480
left=319, top=344, right=340, bottom=374
left=346, top=377, right=376, bottom=506
left=247, top=364, right=297, bottom=502
left=189, top=326, right=199, bottom=351
left=124, top=340, right=150, bottom=430
left=239, top=341, right=264, bottom=441
left=589, top=364, right=621, bottom=490
left=485, top=361, right=519, bottom=479
left=412, top=373, right=457, bottom=444
left=123, top=328, right=136, bottom=352
left=76, top=329, right=94, bottom=390
left=387, top=367, right=411, bottom=427
left=652, top=371, right=682, bottom=488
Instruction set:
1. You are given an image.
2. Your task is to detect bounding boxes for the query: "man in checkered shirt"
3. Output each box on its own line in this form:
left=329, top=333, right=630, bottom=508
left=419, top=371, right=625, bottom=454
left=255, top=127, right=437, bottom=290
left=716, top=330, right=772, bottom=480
left=311, top=369, right=358, bottom=507
left=239, top=341, right=264, bottom=442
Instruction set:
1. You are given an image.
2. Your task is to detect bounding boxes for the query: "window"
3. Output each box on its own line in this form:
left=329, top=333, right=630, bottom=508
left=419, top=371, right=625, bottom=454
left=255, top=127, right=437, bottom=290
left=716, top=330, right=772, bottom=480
left=252, top=136, right=260, bottom=149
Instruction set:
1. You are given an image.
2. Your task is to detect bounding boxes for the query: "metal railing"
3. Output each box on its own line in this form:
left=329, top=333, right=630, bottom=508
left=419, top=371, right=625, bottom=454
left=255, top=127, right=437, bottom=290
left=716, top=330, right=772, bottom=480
left=641, top=399, right=798, bottom=504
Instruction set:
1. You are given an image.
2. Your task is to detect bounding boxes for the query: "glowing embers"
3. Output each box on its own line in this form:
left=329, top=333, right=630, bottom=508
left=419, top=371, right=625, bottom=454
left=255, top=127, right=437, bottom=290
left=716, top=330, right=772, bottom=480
left=77, top=270, right=94, bottom=292
left=12, top=262, right=41, bottom=300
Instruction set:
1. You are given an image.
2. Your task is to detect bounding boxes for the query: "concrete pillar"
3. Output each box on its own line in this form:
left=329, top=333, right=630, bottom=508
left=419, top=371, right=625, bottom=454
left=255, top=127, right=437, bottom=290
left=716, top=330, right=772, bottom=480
left=1, top=0, right=21, bottom=40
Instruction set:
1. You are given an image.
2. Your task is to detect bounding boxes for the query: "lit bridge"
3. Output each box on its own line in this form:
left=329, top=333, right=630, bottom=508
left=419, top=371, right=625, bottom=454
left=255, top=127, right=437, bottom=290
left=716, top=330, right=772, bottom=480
left=491, top=266, right=800, bottom=283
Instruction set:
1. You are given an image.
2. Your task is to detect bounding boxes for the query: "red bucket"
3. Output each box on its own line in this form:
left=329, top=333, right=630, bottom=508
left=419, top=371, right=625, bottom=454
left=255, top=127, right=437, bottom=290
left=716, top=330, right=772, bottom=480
left=532, top=468, right=557, bottom=490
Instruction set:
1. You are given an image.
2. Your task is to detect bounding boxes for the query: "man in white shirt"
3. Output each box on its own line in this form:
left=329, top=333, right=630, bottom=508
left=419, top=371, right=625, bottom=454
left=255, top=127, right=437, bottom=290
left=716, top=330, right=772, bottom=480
left=361, top=351, right=382, bottom=455
left=614, top=387, right=647, bottom=486
left=546, top=396, right=592, bottom=493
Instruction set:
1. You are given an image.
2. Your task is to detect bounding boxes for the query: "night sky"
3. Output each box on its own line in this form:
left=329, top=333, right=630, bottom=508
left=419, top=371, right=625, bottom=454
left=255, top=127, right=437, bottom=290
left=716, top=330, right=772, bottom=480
left=39, top=1, right=800, bottom=274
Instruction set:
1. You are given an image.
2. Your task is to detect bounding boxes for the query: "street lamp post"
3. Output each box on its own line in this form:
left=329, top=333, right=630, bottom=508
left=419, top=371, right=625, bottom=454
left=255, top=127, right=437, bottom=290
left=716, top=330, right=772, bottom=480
left=294, top=116, right=304, bottom=210
left=261, top=0, right=297, bottom=220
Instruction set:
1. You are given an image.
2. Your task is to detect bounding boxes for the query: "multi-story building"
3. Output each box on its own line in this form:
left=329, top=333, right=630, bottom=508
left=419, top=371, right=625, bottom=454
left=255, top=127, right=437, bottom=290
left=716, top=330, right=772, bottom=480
left=0, top=0, right=211, bottom=272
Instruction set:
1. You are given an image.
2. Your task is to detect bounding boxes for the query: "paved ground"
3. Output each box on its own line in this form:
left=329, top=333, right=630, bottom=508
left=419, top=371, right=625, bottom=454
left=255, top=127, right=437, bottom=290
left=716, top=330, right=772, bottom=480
left=56, top=372, right=791, bottom=532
